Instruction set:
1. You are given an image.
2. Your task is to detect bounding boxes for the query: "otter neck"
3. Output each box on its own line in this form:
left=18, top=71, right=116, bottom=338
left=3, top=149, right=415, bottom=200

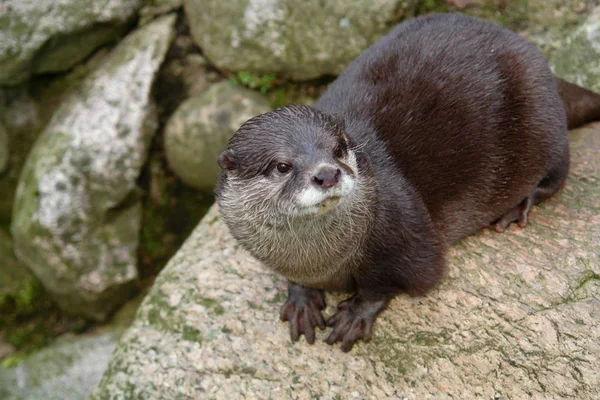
left=223, top=179, right=375, bottom=291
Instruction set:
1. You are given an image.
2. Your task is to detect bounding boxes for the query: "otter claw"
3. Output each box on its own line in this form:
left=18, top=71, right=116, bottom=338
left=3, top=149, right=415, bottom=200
left=280, top=282, right=326, bottom=345
left=325, top=309, right=374, bottom=352
left=324, top=294, right=387, bottom=352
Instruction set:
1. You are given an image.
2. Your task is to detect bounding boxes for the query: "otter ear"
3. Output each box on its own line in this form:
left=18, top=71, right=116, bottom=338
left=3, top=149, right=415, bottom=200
left=218, top=149, right=237, bottom=171
left=331, top=113, right=346, bottom=130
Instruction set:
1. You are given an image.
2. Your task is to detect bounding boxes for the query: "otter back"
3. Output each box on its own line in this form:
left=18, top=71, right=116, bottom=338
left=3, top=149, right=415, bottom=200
left=315, top=13, right=568, bottom=243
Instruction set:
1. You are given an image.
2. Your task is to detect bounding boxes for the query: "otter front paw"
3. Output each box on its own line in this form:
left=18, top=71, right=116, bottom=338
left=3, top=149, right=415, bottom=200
left=280, top=282, right=326, bottom=344
left=325, top=294, right=387, bottom=352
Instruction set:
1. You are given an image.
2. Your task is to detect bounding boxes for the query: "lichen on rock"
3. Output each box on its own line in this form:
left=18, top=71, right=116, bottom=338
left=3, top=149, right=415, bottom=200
left=11, top=14, right=177, bottom=321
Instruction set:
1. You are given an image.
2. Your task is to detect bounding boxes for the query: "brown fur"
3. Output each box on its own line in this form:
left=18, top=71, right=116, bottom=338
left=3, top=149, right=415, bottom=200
left=216, top=13, right=600, bottom=351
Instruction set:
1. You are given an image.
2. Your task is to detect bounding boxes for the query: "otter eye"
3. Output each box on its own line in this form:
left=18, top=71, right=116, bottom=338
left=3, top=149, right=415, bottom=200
left=333, top=145, right=344, bottom=159
left=276, top=163, right=292, bottom=174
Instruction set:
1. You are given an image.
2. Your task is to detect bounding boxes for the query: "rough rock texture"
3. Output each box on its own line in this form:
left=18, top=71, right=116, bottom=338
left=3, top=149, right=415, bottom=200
left=183, top=0, right=420, bottom=80
left=518, top=0, right=600, bottom=56
left=0, top=44, right=116, bottom=226
left=0, top=0, right=143, bottom=86
left=0, top=121, right=7, bottom=174
left=11, top=15, right=176, bottom=321
left=164, top=81, right=271, bottom=191
left=551, top=7, right=600, bottom=92
left=91, top=124, right=600, bottom=399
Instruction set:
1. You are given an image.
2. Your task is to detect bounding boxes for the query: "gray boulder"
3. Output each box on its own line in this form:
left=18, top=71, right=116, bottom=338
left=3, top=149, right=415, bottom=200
left=0, top=332, right=117, bottom=400
left=91, top=122, right=600, bottom=398
left=0, top=46, right=113, bottom=225
left=0, top=295, right=141, bottom=400
left=11, top=15, right=176, bottom=321
left=551, top=7, right=600, bottom=92
left=164, top=81, right=271, bottom=191
left=0, top=0, right=143, bottom=86
left=0, top=121, right=7, bottom=174
left=183, top=0, right=420, bottom=80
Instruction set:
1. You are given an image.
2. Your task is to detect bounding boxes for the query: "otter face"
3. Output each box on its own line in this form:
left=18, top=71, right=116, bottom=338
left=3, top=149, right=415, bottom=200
left=217, top=105, right=360, bottom=223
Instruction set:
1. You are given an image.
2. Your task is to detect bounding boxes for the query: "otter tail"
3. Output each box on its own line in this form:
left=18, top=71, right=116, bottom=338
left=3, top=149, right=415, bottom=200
left=556, top=77, right=600, bottom=129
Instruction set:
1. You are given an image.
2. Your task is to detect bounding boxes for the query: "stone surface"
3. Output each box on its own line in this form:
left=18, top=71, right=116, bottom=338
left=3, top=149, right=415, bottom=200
left=0, top=332, right=117, bottom=400
left=0, top=292, right=142, bottom=400
left=0, top=45, right=115, bottom=227
left=0, top=87, right=41, bottom=226
left=11, top=15, right=176, bottom=321
left=518, top=0, right=600, bottom=56
left=551, top=7, right=600, bottom=92
left=0, top=0, right=143, bottom=86
left=91, top=124, right=600, bottom=399
left=183, top=0, right=420, bottom=80
left=0, top=333, right=117, bottom=400
left=164, top=81, right=271, bottom=191
left=0, top=229, right=35, bottom=309
left=0, top=121, right=7, bottom=174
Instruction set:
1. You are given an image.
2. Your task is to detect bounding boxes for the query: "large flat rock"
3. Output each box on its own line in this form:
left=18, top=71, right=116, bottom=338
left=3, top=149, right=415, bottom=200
left=91, top=124, right=600, bottom=398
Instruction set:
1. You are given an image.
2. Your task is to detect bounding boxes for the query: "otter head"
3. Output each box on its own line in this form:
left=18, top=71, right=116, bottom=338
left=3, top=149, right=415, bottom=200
left=216, top=105, right=361, bottom=227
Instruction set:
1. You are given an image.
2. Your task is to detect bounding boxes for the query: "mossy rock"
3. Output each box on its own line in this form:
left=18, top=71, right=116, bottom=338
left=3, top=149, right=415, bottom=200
left=183, top=0, right=421, bottom=80
left=0, top=0, right=143, bottom=85
left=11, top=15, right=176, bottom=321
left=0, top=229, right=37, bottom=316
left=551, top=7, right=600, bottom=92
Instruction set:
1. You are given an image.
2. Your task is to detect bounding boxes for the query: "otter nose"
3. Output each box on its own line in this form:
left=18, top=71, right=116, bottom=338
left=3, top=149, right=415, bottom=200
left=312, top=166, right=341, bottom=189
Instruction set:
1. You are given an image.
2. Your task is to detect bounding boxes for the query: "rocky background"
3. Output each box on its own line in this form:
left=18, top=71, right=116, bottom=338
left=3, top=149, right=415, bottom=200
left=0, top=0, right=599, bottom=399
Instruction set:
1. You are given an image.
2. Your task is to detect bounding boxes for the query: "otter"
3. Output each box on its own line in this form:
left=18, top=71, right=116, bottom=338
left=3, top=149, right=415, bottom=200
left=215, top=13, right=600, bottom=352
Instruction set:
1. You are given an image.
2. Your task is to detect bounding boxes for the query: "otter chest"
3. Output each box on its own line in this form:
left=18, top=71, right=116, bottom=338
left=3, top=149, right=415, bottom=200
left=244, top=219, right=362, bottom=291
